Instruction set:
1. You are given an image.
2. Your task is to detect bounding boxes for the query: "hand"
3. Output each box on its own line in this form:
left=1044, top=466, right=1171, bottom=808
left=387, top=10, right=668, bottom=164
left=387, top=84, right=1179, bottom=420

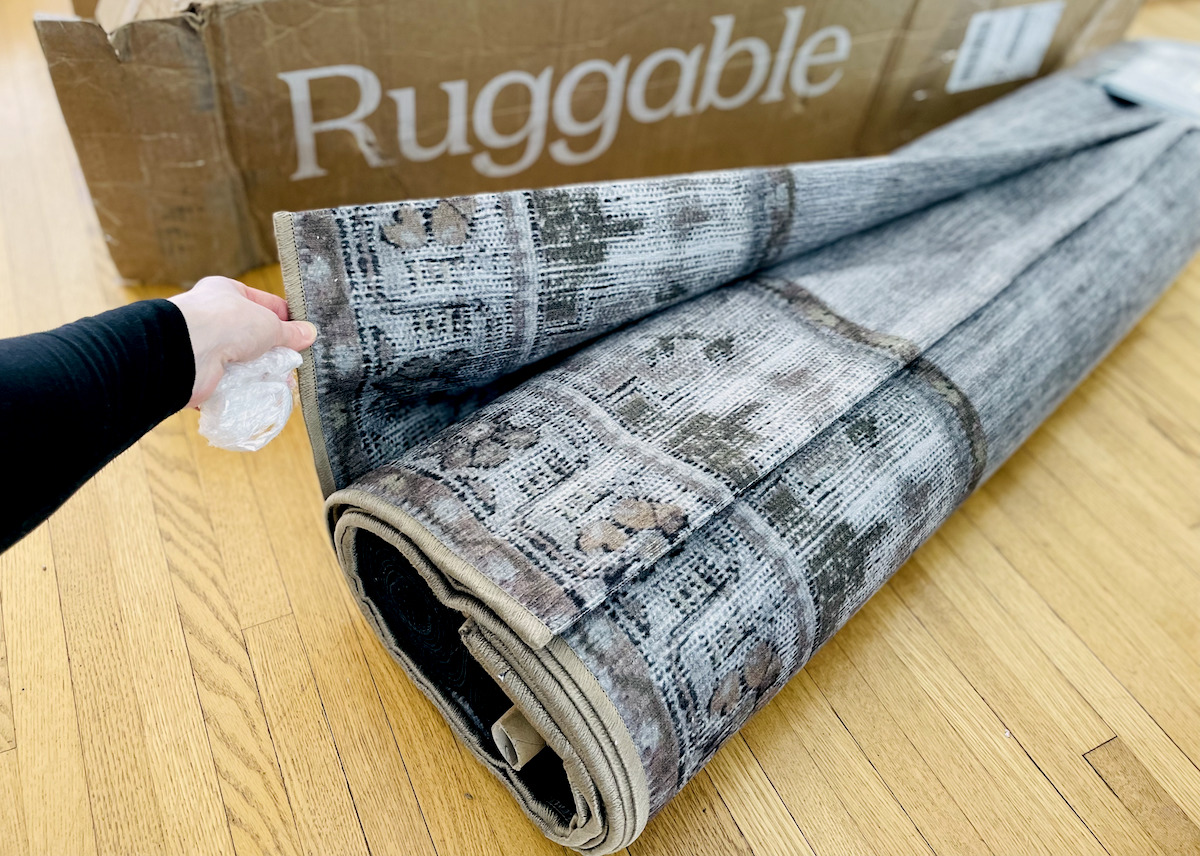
left=169, top=276, right=318, bottom=409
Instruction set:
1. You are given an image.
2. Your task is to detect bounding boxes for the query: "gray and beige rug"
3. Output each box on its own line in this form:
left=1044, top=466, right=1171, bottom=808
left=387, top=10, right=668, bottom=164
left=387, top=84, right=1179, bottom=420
left=275, top=42, right=1200, bottom=853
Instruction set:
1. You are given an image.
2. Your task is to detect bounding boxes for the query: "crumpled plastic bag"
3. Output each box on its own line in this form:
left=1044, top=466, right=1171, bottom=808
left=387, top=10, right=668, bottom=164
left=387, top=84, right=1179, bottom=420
left=198, top=347, right=304, bottom=451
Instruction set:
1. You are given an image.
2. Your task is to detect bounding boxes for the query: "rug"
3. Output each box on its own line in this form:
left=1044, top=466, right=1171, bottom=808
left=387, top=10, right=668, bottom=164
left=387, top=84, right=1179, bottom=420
left=275, top=41, right=1200, bottom=853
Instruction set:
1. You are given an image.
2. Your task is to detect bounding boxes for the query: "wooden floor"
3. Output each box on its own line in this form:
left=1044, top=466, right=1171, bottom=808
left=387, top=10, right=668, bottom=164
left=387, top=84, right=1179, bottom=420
left=3, top=3, right=1200, bottom=855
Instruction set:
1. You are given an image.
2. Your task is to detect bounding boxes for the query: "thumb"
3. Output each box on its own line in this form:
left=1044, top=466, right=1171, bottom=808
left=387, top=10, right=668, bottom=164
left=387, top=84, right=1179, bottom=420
left=279, top=320, right=318, bottom=351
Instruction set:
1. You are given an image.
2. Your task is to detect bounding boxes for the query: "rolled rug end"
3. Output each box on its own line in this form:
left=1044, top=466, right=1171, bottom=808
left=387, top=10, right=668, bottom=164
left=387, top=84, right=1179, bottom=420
left=329, top=496, right=651, bottom=854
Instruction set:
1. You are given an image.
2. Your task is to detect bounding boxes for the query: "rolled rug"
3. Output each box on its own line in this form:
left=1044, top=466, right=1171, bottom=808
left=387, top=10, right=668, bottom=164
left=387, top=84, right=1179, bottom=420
left=275, top=41, right=1200, bottom=854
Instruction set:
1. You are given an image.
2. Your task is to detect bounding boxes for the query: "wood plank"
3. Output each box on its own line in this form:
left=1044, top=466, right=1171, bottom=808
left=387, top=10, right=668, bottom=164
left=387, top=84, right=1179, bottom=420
left=0, top=589, right=13, bottom=752
left=2, top=9, right=180, bottom=846
left=1129, top=1, right=1200, bottom=42
left=0, top=524, right=96, bottom=856
left=783, top=668, right=933, bottom=855
left=141, top=413, right=302, bottom=856
left=1005, top=444, right=1200, bottom=658
left=7, top=11, right=120, bottom=323
left=953, top=498, right=1200, bottom=829
left=892, top=540, right=1161, bottom=855
left=49, top=480, right=170, bottom=856
left=835, top=594, right=1087, bottom=856
left=975, top=467, right=1200, bottom=766
left=1086, top=737, right=1200, bottom=856
left=742, top=684, right=876, bottom=856
left=0, top=13, right=68, bottom=334
left=1025, top=423, right=1200, bottom=591
left=1138, top=306, right=1200, bottom=382
left=1065, top=382, right=1200, bottom=528
left=870, top=586, right=1105, bottom=854
left=244, top=417, right=438, bottom=856
left=630, top=772, right=753, bottom=856
left=900, top=538, right=1118, bottom=755
left=90, top=451, right=236, bottom=856
left=1105, top=357, right=1200, bottom=463
left=243, top=615, right=370, bottom=856
left=706, top=736, right=816, bottom=856
left=0, top=208, right=16, bottom=340
left=184, top=412, right=293, bottom=630
left=804, top=637, right=991, bottom=856
left=0, top=749, right=28, bottom=856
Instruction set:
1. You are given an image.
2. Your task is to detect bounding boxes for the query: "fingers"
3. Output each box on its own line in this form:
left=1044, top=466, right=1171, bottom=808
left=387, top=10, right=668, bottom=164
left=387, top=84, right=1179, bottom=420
left=195, top=275, right=291, bottom=321
left=278, top=319, right=318, bottom=351
left=240, top=284, right=291, bottom=321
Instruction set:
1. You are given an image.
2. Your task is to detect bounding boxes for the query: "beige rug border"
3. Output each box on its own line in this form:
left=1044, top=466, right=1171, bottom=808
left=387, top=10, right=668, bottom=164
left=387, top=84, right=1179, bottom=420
left=274, top=209, right=339, bottom=498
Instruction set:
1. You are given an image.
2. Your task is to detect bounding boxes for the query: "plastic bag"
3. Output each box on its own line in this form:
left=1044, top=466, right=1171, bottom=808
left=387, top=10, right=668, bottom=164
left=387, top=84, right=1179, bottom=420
left=198, top=347, right=304, bottom=451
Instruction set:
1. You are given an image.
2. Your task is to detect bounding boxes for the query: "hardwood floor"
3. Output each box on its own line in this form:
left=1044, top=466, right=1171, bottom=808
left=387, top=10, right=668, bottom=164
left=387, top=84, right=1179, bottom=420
left=2, top=2, right=1199, bottom=854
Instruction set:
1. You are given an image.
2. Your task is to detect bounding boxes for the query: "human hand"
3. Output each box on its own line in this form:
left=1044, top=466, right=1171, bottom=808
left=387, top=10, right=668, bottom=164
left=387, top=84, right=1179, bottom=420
left=169, top=276, right=317, bottom=409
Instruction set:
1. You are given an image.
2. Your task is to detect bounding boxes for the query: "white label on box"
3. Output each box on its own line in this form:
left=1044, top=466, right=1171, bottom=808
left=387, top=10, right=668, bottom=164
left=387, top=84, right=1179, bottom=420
left=945, top=2, right=1064, bottom=94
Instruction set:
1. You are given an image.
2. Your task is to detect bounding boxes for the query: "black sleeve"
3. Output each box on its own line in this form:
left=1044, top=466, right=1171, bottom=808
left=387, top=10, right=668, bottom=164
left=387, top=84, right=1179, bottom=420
left=0, top=299, right=195, bottom=552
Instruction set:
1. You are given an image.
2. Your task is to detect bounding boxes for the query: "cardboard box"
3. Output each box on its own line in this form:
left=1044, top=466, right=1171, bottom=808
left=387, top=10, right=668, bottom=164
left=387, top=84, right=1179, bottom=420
left=858, top=0, right=1144, bottom=152
left=37, top=0, right=1139, bottom=284
left=69, top=0, right=98, bottom=19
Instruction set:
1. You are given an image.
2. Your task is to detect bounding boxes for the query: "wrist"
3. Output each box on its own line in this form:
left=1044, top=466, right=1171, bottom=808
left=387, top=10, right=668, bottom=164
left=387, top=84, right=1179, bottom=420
left=168, top=289, right=226, bottom=408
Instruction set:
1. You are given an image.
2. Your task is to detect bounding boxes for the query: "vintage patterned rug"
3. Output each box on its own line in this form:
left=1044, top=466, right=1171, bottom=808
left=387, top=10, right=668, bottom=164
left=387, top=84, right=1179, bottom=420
left=275, top=42, right=1200, bottom=853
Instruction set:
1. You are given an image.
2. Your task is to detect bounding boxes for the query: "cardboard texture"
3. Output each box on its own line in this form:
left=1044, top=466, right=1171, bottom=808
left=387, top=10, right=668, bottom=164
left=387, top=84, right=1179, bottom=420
left=37, top=0, right=1139, bottom=284
left=70, top=0, right=98, bottom=19
left=857, top=0, right=1145, bottom=152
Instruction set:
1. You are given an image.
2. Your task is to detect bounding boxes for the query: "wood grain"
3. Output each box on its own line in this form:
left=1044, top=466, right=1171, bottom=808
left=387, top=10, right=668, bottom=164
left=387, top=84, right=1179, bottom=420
left=49, top=478, right=171, bottom=856
left=629, top=773, right=753, bottom=856
left=94, top=450, right=235, bottom=856
left=244, top=615, right=371, bottom=856
left=0, top=524, right=96, bottom=856
left=804, top=637, right=991, bottom=856
left=743, top=680, right=878, bottom=856
left=245, top=418, right=439, bottom=856
left=706, top=736, right=816, bottom=856
left=893, top=541, right=1160, bottom=855
left=0, top=749, right=28, bottom=856
left=141, top=413, right=302, bottom=856
left=2, top=2, right=1200, bottom=854
left=184, top=414, right=293, bottom=631
left=1086, top=737, right=1200, bottom=856
left=0, top=592, right=13, bottom=752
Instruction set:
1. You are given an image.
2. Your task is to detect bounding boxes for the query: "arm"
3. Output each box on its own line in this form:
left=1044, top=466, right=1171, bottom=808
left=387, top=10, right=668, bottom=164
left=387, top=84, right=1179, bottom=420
left=0, top=277, right=316, bottom=552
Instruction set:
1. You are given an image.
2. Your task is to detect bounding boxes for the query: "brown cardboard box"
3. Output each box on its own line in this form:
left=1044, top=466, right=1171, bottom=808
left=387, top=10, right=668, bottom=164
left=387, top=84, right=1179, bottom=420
left=37, top=0, right=1139, bottom=284
left=858, top=0, right=1144, bottom=152
left=69, top=0, right=98, bottom=19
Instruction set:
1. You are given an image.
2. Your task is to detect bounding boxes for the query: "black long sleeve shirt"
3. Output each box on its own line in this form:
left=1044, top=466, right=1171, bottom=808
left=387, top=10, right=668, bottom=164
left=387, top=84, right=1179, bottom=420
left=0, top=300, right=195, bottom=552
